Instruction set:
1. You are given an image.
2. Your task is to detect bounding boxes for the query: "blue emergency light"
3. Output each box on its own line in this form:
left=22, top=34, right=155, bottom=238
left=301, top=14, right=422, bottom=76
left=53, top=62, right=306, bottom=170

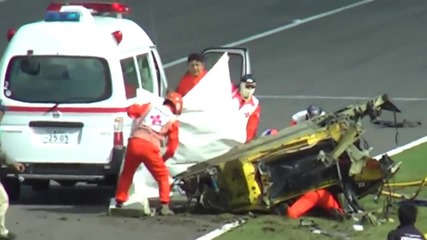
left=44, top=11, right=81, bottom=22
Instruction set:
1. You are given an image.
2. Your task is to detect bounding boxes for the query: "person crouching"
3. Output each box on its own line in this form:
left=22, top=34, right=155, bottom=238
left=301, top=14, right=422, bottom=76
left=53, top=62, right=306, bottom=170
left=114, top=92, right=183, bottom=216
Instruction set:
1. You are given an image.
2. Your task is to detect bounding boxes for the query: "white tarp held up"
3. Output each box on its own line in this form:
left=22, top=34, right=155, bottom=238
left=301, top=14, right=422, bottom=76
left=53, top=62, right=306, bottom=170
left=169, top=52, right=247, bottom=167
left=125, top=52, right=247, bottom=199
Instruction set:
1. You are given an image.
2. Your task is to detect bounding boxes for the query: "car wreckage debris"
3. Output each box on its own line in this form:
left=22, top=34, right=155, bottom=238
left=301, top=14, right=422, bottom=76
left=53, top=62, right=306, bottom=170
left=172, top=94, right=424, bottom=226
left=299, top=219, right=351, bottom=240
left=372, top=119, right=422, bottom=128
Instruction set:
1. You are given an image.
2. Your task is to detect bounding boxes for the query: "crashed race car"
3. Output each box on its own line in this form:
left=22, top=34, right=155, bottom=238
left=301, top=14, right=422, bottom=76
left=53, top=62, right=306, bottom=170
left=172, top=94, right=407, bottom=218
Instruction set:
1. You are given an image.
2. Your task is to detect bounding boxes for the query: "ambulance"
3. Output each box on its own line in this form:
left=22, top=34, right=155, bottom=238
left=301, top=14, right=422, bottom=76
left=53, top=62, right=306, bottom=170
left=0, top=2, right=173, bottom=200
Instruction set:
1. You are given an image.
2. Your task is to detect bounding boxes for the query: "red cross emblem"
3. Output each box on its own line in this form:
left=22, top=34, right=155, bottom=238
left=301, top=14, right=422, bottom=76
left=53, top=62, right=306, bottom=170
left=150, top=115, right=162, bottom=125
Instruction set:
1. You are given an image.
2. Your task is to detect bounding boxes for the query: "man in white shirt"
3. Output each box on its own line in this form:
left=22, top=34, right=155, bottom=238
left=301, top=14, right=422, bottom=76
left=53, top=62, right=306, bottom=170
left=290, top=104, right=325, bottom=125
left=0, top=101, right=25, bottom=240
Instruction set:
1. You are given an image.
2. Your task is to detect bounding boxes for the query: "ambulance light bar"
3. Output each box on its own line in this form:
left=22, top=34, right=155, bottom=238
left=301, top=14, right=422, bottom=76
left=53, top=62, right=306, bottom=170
left=45, top=11, right=81, bottom=22
left=46, top=2, right=130, bottom=14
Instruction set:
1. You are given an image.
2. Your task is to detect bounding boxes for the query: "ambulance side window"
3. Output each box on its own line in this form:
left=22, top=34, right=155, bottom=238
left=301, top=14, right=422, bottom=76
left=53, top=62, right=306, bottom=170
left=135, top=54, right=154, bottom=93
left=120, top=57, right=139, bottom=99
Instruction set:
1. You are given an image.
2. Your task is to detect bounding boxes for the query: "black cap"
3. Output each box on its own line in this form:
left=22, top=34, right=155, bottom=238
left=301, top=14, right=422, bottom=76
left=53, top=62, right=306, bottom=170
left=241, top=74, right=256, bottom=83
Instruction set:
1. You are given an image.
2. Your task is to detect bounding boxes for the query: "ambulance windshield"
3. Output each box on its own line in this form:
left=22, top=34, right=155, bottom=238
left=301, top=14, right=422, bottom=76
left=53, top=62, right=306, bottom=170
left=4, top=56, right=112, bottom=103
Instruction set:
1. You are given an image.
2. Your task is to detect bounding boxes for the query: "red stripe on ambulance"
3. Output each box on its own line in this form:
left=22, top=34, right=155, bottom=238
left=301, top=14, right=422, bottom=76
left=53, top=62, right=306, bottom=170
left=6, top=106, right=127, bottom=113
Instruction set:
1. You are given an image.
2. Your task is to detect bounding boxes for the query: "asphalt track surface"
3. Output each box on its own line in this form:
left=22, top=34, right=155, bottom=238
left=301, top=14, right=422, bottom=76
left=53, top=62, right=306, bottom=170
left=1, top=0, right=427, bottom=239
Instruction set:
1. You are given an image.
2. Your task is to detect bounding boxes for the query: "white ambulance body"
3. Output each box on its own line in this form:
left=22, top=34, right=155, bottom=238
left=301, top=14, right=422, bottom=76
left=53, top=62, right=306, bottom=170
left=0, top=2, right=169, bottom=198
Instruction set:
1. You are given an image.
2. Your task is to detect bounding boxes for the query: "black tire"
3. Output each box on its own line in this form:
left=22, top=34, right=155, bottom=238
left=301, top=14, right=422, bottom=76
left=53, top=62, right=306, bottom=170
left=31, top=180, right=50, bottom=191
left=57, top=180, right=77, bottom=187
left=103, top=147, right=126, bottom=189
left=1, top=177, right=21, bottom=201
left=97, top=174, right=118, bottom=187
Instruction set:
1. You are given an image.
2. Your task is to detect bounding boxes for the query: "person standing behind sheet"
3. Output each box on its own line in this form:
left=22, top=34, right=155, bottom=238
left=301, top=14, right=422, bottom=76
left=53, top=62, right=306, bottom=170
left=231, top=74, right=261, bottom=143
left=175, top=53, right=208, bottom=97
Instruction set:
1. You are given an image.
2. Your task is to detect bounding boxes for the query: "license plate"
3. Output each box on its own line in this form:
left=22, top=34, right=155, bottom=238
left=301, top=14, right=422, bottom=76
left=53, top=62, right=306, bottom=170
left=43, top=130, right=70, bottom=144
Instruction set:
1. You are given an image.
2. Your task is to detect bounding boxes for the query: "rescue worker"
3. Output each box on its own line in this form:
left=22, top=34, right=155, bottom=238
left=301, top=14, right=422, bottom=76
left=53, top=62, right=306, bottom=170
left=263, top=117, right=343, bottom=220
left=289, top=103, right=355, bottom=220
left=175, top=53, right=208, bottom=97
left=114, top=92, right=183, bottom=216
left=261, top=126, right=343, bottom=218
left=387, top=202, right=426, bottom=240
left=0, top=101, right=24, bottom=240
left=290, top=104, right=325, bottom=125
left=232, top=74, right=261, bottom=143
left=286, top=189, right=344, bottom=220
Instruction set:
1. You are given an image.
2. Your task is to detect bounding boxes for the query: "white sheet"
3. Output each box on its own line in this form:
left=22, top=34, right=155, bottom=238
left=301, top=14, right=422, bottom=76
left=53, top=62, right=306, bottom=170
left=126, top=52, right=247, bottom=199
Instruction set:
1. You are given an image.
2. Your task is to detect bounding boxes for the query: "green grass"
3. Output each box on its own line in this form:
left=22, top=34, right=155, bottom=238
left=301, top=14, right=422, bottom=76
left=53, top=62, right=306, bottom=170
left=216, top=143, right=427, bottom=240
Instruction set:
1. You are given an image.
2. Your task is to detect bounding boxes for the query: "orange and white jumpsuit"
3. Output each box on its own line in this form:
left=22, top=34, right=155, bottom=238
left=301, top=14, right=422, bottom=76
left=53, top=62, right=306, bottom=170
left=115, top=103, right=179, bottom=205
left=175, top=69, right=208, bottom=97
left=286, top=110, right=342, bottom=218
left=290, top=109, right=325, bottom=126
left=231, top=84, right=261, bottom=143
left=287, top=189, right=343, bottom=219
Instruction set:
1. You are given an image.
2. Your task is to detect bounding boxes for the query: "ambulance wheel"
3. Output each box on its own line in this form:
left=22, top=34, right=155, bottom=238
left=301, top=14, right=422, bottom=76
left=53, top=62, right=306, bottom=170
left=1, top=177, right=21, bottom=201
left=31, top=180, right=50, bottom=191
left=96, top=174, right=118, bottom=187
left=57, top=180, right=77, bottom=187
left=106, top=174, right=118, bottom=186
